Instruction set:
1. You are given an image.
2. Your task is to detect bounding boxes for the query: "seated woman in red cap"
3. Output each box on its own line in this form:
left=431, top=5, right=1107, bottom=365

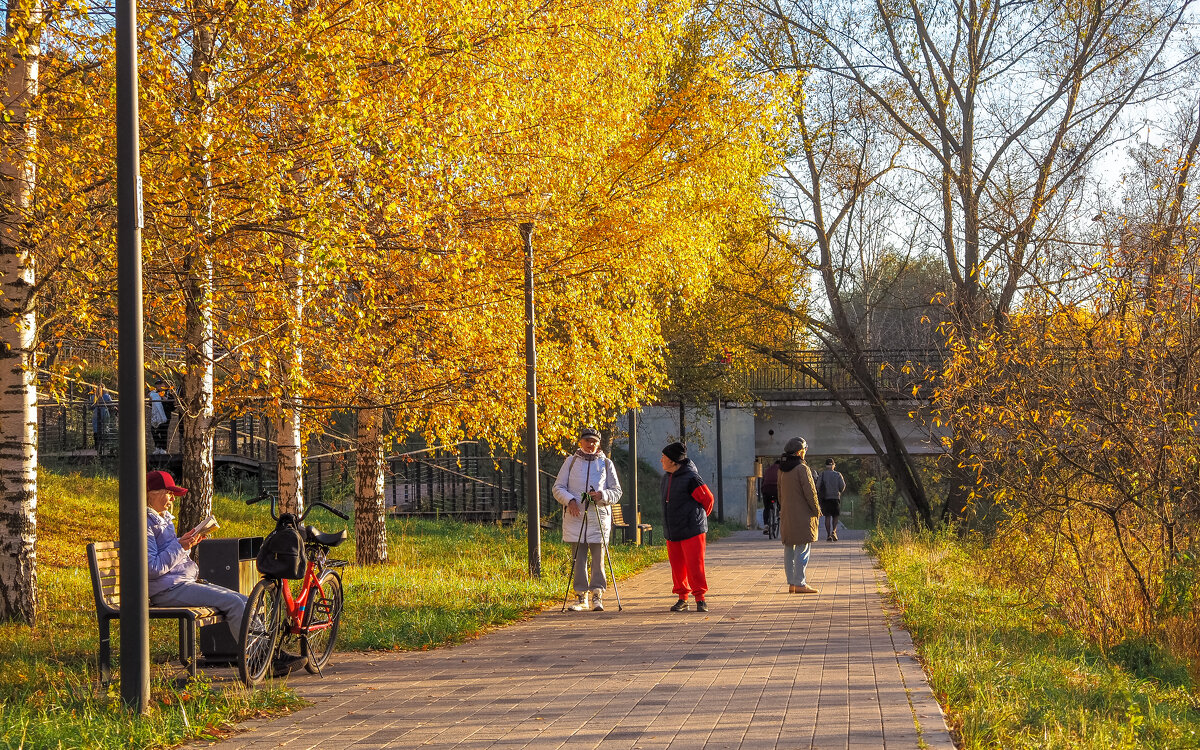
left=145, top=470, right=247, bottom=641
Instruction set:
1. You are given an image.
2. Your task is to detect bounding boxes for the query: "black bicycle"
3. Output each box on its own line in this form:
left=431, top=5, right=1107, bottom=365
left=764, top=500, right=780, bottom=539
left=239, top=493, right=349, bottom=686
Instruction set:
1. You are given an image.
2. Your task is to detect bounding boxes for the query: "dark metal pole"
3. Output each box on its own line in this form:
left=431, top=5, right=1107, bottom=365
left=116, top=0, right=149, bottom=713
left=520, top=223, right=541, bottom=577
left=715, top=398, right=724, bottom=521
left=628, top=409, right=639, bottom=544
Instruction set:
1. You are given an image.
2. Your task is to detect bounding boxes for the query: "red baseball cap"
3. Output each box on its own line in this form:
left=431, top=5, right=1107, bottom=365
left=146, top=470, right=188, bottom=496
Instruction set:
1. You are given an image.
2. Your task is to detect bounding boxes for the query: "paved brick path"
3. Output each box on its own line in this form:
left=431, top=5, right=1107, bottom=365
left=210, top=529, right=954, bottom=749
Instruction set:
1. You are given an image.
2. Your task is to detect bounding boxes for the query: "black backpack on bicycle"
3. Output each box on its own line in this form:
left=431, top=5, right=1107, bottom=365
left=256, top=512, right=307, bottom=579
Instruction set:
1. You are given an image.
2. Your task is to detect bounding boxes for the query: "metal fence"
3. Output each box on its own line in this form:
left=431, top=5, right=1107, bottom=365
left=38, top=398, right=274, bottom=462
left=304, top=442, right=554, bottom=522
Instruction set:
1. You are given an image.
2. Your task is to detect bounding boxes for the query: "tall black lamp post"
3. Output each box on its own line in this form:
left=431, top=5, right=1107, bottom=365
left=520, top=222, right=541, bottom=577
left=628, top=409, right=639, bottom=544
left=715, top=398, right=724, bottom=521
left=116, top=0, right=149, bottom=713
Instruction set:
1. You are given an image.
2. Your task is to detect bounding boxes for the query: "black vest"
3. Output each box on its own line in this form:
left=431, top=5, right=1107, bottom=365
left=660, top=460, right=709, bottom=541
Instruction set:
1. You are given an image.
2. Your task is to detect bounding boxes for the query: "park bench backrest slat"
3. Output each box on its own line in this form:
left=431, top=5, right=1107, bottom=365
left=88, top=541, right=122, bottom=612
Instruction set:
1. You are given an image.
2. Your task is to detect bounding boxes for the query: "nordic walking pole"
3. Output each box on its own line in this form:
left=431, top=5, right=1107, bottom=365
left=560, top=494, right=590, bottom=611
left=591, top=488, right=622, bottom=611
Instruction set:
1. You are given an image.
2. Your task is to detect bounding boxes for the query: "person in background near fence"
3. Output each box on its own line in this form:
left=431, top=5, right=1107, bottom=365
left=145, top=470, right=247, bottom=641
left=149, top=379, right=175, bottom=454
left=779, top=437, right=821, bottom=594
left=817, top=458, right=847, bottom=542
left=160, top=379, right=176, bottom=445
left=761, top=458, right=780, bottom=535
left=90, top=384, right=115, bottom=453
left=149, top=383, right=168, bottom=454
left=660, top=441, right=715, bottom=612
left=553, top=427, right=622, bottom=612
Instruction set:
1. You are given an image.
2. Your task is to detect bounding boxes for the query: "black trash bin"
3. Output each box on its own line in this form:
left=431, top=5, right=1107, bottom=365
left=195, top=536, right=262, bottom=662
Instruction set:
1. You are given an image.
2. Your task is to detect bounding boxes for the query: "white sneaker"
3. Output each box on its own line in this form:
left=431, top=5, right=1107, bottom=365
left=591, top=591, right=604, bottom=612
left=567, top=593, right=589, bottom=611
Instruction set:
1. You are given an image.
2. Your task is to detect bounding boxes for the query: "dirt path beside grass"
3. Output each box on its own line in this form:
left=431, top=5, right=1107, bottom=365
left=204, top=529, right=954, bottom=749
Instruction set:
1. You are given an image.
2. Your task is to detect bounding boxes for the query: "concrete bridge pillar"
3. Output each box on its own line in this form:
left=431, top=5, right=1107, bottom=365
left=623, top=404, right=757, bottom=526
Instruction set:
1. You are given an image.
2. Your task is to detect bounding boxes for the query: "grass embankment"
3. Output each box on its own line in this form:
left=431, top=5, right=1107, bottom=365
left=868, top=528, right=1200, bottom=749
left=3, top=470, right=681, bottom=749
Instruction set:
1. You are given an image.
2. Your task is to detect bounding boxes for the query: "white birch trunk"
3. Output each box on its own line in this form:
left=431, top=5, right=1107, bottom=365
left=177, top=18, right=217, bottom=534
left=354, top=407, right=387, bottom=565
left=274, top=406, right=304, bottom=515
left=274, top=244, right=305, bottom=515
left=0, top=0, right=40, bottom=624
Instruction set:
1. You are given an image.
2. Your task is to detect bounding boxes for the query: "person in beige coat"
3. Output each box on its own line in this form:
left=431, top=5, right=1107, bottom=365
left=777, top=436, right=821, bottom=594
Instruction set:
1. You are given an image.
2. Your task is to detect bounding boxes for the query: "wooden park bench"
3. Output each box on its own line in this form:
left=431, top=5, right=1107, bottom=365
left=612, top=504, right=654, bottom=545
left=87, top=541, right=226, bottom=685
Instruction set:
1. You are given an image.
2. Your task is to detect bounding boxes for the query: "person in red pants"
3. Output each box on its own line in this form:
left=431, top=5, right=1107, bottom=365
left=659, top=442, right=715, bottom=612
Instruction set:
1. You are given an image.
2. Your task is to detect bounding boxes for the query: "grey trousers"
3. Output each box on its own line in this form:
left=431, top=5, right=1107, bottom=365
left=152, top=579, right=247, bottom=642
left=572, top=542, right=606, bottom=593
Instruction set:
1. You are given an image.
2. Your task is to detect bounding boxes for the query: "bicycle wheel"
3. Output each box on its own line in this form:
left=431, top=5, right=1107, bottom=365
left=302, top=570, right=343, bottom=674
left=239, top=579, right=283, bottom=686
left=768, top=507, right=780, bottom=539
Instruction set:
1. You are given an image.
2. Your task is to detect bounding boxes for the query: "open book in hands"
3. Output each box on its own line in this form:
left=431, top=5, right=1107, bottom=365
left=187, top=513, right=220, bottom=538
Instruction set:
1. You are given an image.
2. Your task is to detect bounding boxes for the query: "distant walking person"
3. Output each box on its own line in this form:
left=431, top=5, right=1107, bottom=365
left=149, top=384, right=167, bottom=454
left=817, top=458, right=847, bottom=541
left=90, top=384, right=115, bottom=453
left=553, top=427, right=622, bottom=612
left=660, top=442, right=715, bottom=612
left=778, top=437, right=821, bottom=594
left=149, top=379, right=175, bottom=454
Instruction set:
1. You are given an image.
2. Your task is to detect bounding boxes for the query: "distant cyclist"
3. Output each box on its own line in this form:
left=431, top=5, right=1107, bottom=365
left=761, top=459, right=780, bottom=536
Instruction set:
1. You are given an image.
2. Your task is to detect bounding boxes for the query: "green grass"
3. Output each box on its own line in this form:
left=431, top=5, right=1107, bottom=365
left=868, top=528, right=1200, bottom=749
left=341, top=517, right=669, bottom=649
left=1, top=469, right=680, bottom=749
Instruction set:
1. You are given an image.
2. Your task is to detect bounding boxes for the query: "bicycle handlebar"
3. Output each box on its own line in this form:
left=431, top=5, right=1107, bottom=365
left=308, top=500, right=349, bottom=521
left=245, top=492, right=349, bottom=522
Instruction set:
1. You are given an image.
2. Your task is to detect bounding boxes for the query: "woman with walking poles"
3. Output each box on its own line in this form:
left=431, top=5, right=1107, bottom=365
left=553, top=427, right=622, bottom=612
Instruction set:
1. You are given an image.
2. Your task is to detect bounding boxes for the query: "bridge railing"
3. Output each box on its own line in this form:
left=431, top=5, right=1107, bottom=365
left=742, top=349, right=945, bottom=400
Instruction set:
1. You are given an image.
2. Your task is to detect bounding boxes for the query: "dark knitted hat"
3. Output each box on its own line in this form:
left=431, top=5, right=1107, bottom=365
left=784, top=437, right=807, bottom=455
left=662, top=441, right=688, bottom=464
left=579, top=427, right=601, bottom=440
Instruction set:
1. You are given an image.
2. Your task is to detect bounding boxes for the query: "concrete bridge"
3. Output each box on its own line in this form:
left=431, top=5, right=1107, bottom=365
left=623, top=349, right=948, bottom=526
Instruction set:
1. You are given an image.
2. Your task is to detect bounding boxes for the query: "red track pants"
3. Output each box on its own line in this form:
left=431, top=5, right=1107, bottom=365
left=666, top=533, right=708, bottom=600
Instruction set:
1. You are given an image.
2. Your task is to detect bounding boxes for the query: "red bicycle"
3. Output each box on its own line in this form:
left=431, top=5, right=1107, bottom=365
left=239, top=493, right=349, bottom=686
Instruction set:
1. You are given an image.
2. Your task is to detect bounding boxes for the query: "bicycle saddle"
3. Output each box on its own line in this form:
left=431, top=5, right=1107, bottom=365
left=306, top=526, right=347, bottom=547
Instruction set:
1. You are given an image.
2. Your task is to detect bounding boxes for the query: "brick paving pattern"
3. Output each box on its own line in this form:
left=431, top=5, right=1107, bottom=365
left=208, top=529, right=954, bottom=749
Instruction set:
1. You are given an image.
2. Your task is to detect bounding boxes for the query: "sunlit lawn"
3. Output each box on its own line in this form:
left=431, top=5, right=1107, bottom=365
left=0, top=469, right=682, bottom=749
left=869, top=527, right=1200, bottom=749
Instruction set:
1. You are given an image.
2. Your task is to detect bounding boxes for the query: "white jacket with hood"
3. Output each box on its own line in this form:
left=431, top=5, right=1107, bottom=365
left=552, top=451, right=622, bottom=544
